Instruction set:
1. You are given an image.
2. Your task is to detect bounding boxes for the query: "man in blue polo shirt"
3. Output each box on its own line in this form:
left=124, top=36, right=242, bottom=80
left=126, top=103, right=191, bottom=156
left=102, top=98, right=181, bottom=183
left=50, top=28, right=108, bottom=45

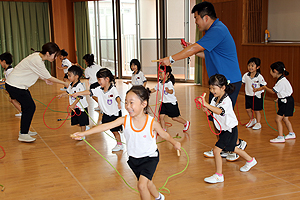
left=160, top=1, right=246, bottom=161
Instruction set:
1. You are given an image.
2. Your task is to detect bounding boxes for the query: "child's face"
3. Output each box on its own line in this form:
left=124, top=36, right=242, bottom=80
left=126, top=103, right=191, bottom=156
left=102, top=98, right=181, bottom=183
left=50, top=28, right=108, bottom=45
left=0, top=60, right=6, bottom=68
left=97, top=77, right=109, bottom=87
left=159, top=71, right=168, bottom=80
left=270, top=69, right=278, bottom=78
left=247, top=62, right=259, bottom=73
left=68, top=71, right=78, bottom=82
left=209, top=85, right=225, bottom=98
left=125, top=91, right=146, bottom=117
left=131, top=64, right=138, bottom=72
left=59, top=55, right=65, bottom=61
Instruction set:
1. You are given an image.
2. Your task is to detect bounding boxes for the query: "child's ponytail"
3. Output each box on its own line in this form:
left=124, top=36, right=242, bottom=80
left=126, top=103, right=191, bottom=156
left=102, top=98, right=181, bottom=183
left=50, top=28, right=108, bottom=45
left=209, top=74, right=235, bottom=94
left=159, top=65, right=175, bottom=85
left=96, top=68, right=116, bottom=86
left=270, top=61, right=289, bottom=76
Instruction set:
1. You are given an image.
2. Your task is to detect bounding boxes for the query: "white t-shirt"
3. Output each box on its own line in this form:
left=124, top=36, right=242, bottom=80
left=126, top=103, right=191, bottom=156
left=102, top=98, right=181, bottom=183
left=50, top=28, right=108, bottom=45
left=67, top=81, right=88, bottom=111
left=123, top=114, right=157, bottom=158
left=6, top=52, right=52, bottom=89
left=154, top=80, right=177, bottom=104
left=210, top=94, right=238, bottom=132
left=131, top=71, right=147, bottom=86
left=85, top=64, right=101, bottom=85
left=272, top=76, right=293, bottom=98
left=242, top=72, right=267, bottom=98
left=62, top=58, right=72, bottom=74
left=91, top=84, right=120, bottom=116
left=4, top=66, right=13, bottom=79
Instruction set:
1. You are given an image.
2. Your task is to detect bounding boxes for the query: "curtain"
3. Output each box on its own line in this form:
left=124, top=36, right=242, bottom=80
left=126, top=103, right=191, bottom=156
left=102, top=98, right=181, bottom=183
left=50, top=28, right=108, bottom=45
left=0, top=1, right=50, bottom=77
left=74, top=2, right=91, bottom=68
left=194, top=0, right=202, bottom=84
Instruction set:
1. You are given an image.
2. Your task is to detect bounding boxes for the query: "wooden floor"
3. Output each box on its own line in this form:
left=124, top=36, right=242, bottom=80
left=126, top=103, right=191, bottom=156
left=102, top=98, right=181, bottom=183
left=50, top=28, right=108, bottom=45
left=1, top=79, right=300, bottom=200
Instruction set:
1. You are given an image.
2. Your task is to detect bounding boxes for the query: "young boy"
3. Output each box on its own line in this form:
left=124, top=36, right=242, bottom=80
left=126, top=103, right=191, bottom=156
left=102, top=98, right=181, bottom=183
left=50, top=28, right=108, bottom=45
left=0, top=52, right=22, bottom=117
left=57, top=65, right=89, bottom=137
left=59, top=49, right=72, bottom=91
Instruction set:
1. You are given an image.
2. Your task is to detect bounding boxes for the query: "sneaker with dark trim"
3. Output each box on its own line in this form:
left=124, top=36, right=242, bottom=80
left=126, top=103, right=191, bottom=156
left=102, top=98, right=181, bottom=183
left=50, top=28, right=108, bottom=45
left=203, top=149, right=228, bottom=158
left=183, top=121, right=190, bottom=132
left=226, top=152, right=239, bottom=161
left=240, top=158, right=257, bottom=172
left=204, top=174, right=224, bottom=183
left=237, top=139, right=247, bottom=150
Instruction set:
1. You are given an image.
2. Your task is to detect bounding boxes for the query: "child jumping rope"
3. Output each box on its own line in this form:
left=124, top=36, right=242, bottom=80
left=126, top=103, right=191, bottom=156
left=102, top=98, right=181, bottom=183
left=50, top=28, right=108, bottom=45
left=242, top=57, right=267, bottom=130
left=124, top=59, right=147, bottom=87
left=72, top=68, right=123, bottom=151
left=199, top=74, right=257, bottom=184
left=71, top=85, right=181, bottom=200
left=57, top=65, right=89, bottom=139
left=254, top=61, right=295, bottom=143
left=150, top=65, right=190, bottom=132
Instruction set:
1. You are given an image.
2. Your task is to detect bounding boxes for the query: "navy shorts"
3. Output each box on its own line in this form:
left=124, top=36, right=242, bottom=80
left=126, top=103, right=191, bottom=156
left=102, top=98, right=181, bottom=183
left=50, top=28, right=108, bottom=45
left=277, top=96, right=294, bottom=117
left=127, top=150, right=159, bottom=181
left=71, top=108, right=89, bottom=126
left=160, top=102, right=180, bottom=118
left=102, top=110, right=122, bottom=132
left=245, top=95, right=263, bottom=111
left=215, top=126, right=238, bottom=152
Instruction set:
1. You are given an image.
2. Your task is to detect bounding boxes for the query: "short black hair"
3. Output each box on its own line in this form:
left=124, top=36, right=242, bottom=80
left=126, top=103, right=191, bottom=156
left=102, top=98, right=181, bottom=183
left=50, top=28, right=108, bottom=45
left=209, top=74, right=235, bottom=94
left=248, top=57, right=261, bottom=73
left=270, top=61, right=289, bottom=76
left=83, top=54, right=94, bottom=67
left=60, top=49, right=68, bottom=57
left=191, top=1, right=217, bottom=19
left=130, top=59, right=141, bottom=71
left=68, top=65, right=83, bottom=79
left=0, top=52, right=13, bottom=65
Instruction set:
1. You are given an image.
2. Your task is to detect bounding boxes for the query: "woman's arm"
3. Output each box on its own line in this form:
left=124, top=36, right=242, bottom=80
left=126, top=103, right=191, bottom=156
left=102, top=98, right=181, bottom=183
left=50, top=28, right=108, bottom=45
left=47, top=77, right=69, bottom=88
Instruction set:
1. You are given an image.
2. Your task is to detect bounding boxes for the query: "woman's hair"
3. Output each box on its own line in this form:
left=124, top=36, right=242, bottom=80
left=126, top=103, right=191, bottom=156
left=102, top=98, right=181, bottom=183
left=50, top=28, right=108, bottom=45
left=0, top=52, right=13, bottom=65
left=159, top=65, right=175, bottom=85
left=68, top=65, right=83, bottom=79
left=96, top=68, right=116, bottom=86
left=270, top=61, right=289, bottom=76
left=208, top=74, right=235, bottom=94
left=60, top=49, right=68, bottom=57
left=247, top=57, right=261, bottom=73
left=127, top=85, right=151, bottom=114
left=40, top=42, right=60, bottom=56
left=130, top=59, right=141, bottom=71
left=83, top=54, right=95, bottom=67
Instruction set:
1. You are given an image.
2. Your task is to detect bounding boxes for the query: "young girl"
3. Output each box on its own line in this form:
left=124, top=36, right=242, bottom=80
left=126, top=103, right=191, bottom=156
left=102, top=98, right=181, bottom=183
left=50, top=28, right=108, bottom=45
left=71, top=85, right=181, bottom=200
left=72, top=68, right=123, bottom=151
left=199, top=74, right=257, bottom=184
left=150, top=65, right=190, bottom=132
left=59, top=49, right=72, bottom=91
left=57, top=65, right=89, bottom=138
left=5, top=42, right=69, bottom=142
left=242, top=57, right=267, bottom=130
left=254, top=61, right=295, bottom=143
left=124, top=59, right=147, bottom=87
left=0, top=52, right=22, bottom=117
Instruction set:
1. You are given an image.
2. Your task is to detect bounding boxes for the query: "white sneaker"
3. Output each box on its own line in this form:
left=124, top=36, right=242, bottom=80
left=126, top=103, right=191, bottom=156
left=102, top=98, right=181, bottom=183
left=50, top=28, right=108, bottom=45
left=156, top=193, right=165, bottom=200
left=252, top=123, right=262, bottom=130
left=15, top=113, right=22, bottom=117
left=112, top=144, right=123, bottom=152
left=204, top=149, right=214, bottom=158
left=226, top=152, right=240, bottom=161
left=19, top=131, right=37, bottom=136
left=245, top=118, right=257, bottom=128
left=18, top=134, right=36, bottom=142
left=204, top=174, right=224, bottom=183
left=240, top=158, right=257, bottom=172
left=270, top=136, right=285, bottom=143
left=183, top=121, right=190, bottom=132
left=220, top=151, right=229, bottom=158
left=285, top=133, right=296, bottom=140
left=237, top=139, right=247, bottom=150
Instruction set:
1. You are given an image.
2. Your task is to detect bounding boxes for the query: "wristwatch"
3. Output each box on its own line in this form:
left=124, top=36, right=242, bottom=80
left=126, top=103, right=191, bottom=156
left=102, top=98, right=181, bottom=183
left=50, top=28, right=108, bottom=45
left=169, top=56, right=175, bottom=64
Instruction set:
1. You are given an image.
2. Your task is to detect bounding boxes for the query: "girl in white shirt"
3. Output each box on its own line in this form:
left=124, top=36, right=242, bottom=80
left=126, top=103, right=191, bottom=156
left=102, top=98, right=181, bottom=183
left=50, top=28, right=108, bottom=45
left=199, top=74, right=257, bottom=184
left=124, top=59, right=147, bottom=87
left=254, top=61, right=295, bottom=143
left=71, top=85, right=181, bottom=200
left=5, top=42, right=69, bottom=143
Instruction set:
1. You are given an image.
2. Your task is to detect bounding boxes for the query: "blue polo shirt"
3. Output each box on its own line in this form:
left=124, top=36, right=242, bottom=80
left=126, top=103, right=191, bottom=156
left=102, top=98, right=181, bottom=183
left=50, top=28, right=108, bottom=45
left=196, top=19, right=241, bottom=83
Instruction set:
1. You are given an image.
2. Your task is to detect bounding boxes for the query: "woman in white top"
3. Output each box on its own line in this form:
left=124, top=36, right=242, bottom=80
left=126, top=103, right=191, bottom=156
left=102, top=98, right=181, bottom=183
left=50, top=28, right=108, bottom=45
left=5, top=42, right=69, bottom=143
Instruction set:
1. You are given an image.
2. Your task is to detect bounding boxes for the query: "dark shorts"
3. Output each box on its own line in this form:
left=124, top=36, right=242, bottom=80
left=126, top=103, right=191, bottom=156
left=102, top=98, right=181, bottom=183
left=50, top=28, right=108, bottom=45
left=215, top=126, right=238, bottom=152
left=90, top=82, right=100, bottom=89
left=64, top=73, right=68, bottom=79
left=127, top=149, right=159, bottom=181
left=277, top=96, right=294, bottom=117
left=102, top=110, right=122, bottom=132
left=71, top=108, right=89, bottom=126
left=245, top=95, right=263, bottom=111
left=160, top=102, right=180, bottom=118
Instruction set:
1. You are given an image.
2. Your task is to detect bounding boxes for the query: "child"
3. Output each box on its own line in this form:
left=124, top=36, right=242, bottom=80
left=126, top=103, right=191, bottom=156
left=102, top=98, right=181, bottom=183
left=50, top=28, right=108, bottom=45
left=242, top=57, right=267, bottom=130
left=71, top=85, right=181, bottom=200
left=59, top=49, right=72, bottom=91
left=57, top=65, right=89, bottom=137
left=72, top=68, right=123, bottom=151
left=199, top=74, right=257, bottom=184
left=150, top=65, right=190, bottom=132
left=0, top=52, right=22, bottom=117
left=124, top=59, right=147, bottom=87
left=254, top=61, right=295, bottom=143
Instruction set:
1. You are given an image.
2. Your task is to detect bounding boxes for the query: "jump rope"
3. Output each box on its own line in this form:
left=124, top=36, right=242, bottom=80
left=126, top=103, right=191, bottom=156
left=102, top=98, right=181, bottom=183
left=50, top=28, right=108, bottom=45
left=42, top=66, right=189, bottom=194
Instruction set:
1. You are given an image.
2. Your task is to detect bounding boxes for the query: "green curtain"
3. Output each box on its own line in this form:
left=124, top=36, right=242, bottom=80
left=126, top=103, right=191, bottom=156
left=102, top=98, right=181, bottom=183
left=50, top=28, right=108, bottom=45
left=74, top=2, right=91, bottom=68
left=194, top=0, right=202, bottom=84
left=0, top=1, right=50, bottom=77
